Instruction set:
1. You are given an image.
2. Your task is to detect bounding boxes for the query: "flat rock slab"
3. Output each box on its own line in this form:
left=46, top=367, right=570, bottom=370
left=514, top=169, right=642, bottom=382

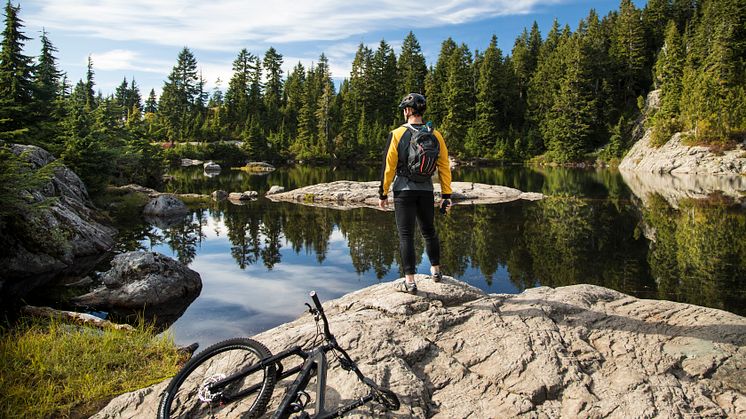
left=93, top=280, right=745, bottom=418
left=266, top=180, right=544, bottom=210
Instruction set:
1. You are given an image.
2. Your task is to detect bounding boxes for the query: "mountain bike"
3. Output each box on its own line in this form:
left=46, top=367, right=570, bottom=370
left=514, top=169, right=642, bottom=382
left=157, top=291, right=400, bottom=418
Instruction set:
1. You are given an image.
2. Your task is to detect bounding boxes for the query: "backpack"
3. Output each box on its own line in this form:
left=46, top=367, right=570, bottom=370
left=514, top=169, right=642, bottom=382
left=397, top=123, right=440, bottom=182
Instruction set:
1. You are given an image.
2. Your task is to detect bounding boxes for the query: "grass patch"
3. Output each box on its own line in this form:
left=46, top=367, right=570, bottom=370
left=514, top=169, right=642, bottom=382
left=0, top=317, right=185, bottom=418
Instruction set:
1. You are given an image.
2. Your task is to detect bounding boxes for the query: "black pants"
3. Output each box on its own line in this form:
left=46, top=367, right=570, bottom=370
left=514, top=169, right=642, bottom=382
left=394, top=193, right=440, bottom=275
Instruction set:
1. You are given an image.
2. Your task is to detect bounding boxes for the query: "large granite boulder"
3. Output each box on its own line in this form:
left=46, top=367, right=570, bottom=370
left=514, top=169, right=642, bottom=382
left=142, top=194, right=189, bottom=217
left=0, top=145, right=116, bottom=299
left=93, top=279, right=745, bottom=418
left=73, top=251, right=201, bottom=311
left=266, top=180, right=544, bottom=210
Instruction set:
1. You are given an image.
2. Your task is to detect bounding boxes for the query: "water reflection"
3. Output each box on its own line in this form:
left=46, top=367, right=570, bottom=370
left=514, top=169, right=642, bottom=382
left=111, top=166, right=745, bottom=346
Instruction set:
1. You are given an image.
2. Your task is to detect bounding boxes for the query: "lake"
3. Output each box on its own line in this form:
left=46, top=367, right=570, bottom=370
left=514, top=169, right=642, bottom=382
left=113, top=165, right=746, bottom=348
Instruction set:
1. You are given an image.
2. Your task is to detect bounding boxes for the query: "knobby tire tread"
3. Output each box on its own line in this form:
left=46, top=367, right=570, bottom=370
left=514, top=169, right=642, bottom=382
left=158, top=337, right=276, bottom=419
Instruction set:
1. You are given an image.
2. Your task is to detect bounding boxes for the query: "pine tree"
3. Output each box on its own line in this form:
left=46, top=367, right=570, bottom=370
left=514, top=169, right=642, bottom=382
left=397, top=32, right=427, bottom=97
left=0, top=1, right=34, bottom=142
left=372, top=40, right=398, bottom=126
left=224, top=49, right=255, bottom=132
left=426, top=38, right=457, bottom=126
left=441, top=43, right=474, bottom=153
left=679, top=0, right=746, bottom=143
left=263, top=47, right=283, bottom=135
left=32, top=28, right=63, bottom=150
left=144, top=88, right=157, bottom=113
left=282, top=62, right=305, bottom=145
left=158, top=47, right=199, bottom=141
left=651, top=20, right=685, bottom=146
left=472, top=35, right=503, bottom=157
left=544, top=33, right=597, bottom=162
left=610, top=0, right=648, bottom=109
left=84, top=56, right=96, bottom=109
left=642, top=0, right=671, bottom=60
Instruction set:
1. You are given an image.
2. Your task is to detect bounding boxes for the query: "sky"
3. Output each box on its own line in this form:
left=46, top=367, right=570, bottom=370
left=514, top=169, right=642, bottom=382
left=15, top=0, right=640, bottom=98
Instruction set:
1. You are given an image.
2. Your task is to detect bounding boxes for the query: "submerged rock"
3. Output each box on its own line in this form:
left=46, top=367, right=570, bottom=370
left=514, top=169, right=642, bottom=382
left=211, top=190, right=229, bottom=201
left=180, top=158, right=203, bottom=167
left=266, top=180, right=544, bottom=210
left=93, top=279, right=745, bottom=418
left=73, top=251, right=201, bottom=313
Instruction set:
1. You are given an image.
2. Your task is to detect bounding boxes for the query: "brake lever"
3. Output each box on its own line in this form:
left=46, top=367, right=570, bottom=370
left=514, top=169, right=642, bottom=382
left=304, top=303, right=316, bottom=315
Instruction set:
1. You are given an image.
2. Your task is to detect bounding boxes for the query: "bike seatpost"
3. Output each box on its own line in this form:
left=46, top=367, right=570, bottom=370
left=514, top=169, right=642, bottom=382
left=309, top=291, right=333, bottom=339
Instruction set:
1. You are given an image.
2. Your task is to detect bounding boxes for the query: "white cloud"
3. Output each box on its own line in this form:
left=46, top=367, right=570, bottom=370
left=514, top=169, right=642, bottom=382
left=89, top=49, right=171, bottom=73
left=27, top=0, right=563, bottom=51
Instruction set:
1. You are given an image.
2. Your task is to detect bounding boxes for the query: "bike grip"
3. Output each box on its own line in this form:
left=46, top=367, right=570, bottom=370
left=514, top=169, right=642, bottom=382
left=310, top=291, right=323, bottom=312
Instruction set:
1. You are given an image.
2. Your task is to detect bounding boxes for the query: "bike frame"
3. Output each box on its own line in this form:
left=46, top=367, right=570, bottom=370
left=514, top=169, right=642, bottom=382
left=204, top=294, right=380, bottom=419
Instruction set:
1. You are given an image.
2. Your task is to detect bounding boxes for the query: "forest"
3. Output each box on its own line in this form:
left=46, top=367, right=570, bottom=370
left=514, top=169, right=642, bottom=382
left=1, top=0, right=744, bottom=211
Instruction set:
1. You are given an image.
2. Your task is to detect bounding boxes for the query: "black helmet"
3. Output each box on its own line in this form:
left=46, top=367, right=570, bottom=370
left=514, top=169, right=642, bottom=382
left=398, top=93, right=426, bottom=115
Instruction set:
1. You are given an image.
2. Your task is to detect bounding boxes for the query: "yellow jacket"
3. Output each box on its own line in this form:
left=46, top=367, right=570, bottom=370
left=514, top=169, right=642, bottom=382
left=378, top=124, right=452, bottom=199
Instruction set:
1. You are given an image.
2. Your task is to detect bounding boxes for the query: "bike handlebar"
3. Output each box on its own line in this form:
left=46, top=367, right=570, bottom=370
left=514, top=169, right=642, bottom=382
left=309, top=291, right=333, bottom=340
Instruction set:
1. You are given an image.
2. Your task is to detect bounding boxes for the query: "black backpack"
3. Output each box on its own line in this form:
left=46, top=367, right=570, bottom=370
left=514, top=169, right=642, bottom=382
left=397, top=124, right=440, bottom=182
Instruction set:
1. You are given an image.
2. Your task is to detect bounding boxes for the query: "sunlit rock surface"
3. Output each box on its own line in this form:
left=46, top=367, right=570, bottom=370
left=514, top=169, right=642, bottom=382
left=93, top=279, right=745, bottom=418
left=266, top=180, right=544, bottom=210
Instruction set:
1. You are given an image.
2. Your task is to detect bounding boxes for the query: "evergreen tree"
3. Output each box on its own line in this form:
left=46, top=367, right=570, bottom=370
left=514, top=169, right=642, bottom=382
left=158, top=47, right=199, bottom=141
left=679, top=0, right=746, bottom=143
left=651, top=20, right=685, bottom=146
left=397, top=31, right=427, bottom=97
left=282, top=62, right=305, bottom=144
left=372, top=40, right=398, bottom=126
left=144, top=88, right=157, bottom=113
left=544, top=33, right=597, bottom=162
left=0, top=1, right=34, bottom=142
left=472, top=35, right=504, bottom=157
left=32, top=28, right=63, bottom=150
left=610, top=0, right=648, bottom=109
left=263, top=47, right=283, bottom=135
left=426, top=37, right=457, bottom=125
left=642, top=0, right=671, bottom=60
left=224, top=48, right=255, bottom=132
left=441, top=43, right=474, bottom=153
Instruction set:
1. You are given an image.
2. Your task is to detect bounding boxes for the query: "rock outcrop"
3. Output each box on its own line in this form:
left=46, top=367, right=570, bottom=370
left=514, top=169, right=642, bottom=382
left=620, top=131, right=746, bottom=175
left=73, top=251, right=202, bottom=326
left=93, top=279, right=745, bottom=418
left=142, top=194, right=189, bottom=217
left=0, top=145, right=116, bottom=299
left=266, top=185, right=285, bottom=195
left=620, top=90, right=746, bottom=175
left=266, top=181, right=544, bottom=210
left=228, top=191, right=259, bottom=201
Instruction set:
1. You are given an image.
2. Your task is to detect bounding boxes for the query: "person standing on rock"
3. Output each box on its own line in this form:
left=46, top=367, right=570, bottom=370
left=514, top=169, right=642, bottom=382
left=378, top=93, right=453, bottom=294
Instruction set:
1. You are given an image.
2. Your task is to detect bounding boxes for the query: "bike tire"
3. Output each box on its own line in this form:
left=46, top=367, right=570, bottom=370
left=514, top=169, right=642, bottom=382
left=158, top=338, right=276, bottom=419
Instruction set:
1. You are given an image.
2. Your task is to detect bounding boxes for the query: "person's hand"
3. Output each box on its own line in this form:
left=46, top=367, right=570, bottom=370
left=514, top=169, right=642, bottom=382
left=439, top=199, right=452, bottom=214
left=378, top=198, right=388, bottom=210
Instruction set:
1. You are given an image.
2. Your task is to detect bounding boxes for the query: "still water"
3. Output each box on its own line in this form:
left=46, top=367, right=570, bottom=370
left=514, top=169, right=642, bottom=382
left=115, top=165, right=746, bottom=348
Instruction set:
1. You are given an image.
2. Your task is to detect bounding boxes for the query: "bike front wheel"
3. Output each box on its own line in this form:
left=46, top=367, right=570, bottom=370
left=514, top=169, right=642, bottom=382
left=158, top=338, right=276, bottom=419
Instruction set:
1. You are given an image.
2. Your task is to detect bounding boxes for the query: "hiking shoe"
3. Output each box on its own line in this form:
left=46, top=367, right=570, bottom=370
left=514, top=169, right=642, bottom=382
left=431, top=271, right=443, bottom=283
left=396, top=280, right=418, bottom=294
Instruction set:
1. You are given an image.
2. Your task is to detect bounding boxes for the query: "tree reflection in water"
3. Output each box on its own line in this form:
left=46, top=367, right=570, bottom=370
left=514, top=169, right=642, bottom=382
left=113, top=166, right=745, bottom=317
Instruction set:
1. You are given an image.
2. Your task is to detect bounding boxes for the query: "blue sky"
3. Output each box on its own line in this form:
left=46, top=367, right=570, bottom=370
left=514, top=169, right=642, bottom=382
left=16, top=0, right=639, bottom=97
